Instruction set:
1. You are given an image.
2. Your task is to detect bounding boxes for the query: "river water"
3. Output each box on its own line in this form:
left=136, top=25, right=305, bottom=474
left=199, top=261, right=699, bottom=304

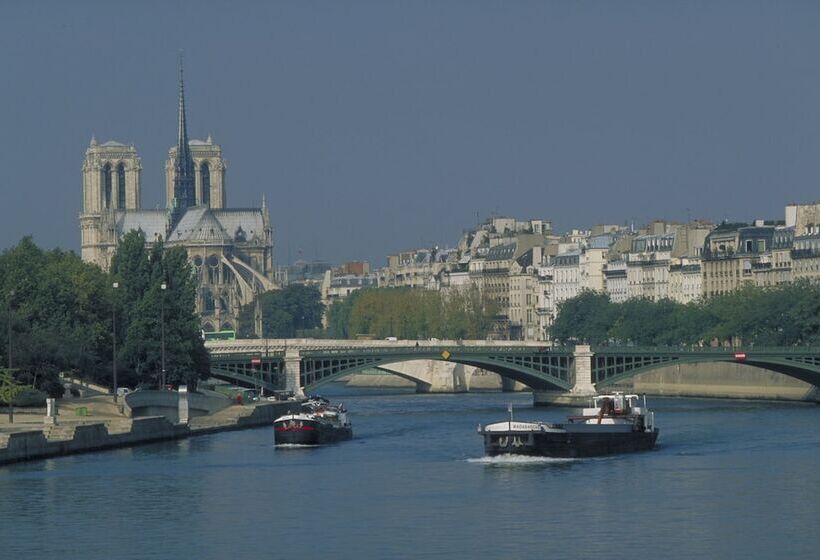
left=1, top=387, right=818, bottom=560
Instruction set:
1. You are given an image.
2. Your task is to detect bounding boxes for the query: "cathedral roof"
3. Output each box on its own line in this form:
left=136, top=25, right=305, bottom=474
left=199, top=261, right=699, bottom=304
left=100, top=140, right=127, bottom=147
left=212, top=209, right=268, bottom=242
left=111, top=207, right=268, bottom=247
left=169, top=207, right=232, bottom=244
left=115, top=211, right=168, bottom=243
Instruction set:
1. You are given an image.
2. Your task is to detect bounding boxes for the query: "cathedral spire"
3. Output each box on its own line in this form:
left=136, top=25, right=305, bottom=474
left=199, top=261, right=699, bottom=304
left=171, top=52, right=196, bottom=227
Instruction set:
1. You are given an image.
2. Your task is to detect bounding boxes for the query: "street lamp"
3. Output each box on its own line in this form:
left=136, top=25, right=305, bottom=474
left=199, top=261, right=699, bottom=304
left=160, top=282, right=167, bottom=390
left=6, top=290, right=13, bottom=370
left=112, top=282, right=119, bottom=402
left=6, top=289, right=15, bottom=423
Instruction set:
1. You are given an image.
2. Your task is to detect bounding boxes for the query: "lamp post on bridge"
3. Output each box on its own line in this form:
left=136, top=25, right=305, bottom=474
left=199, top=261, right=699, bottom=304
left=6, top=290, right=13, bottom=370
left=6, top=289, right=15, bottom=423
left=161, top=282, right=167, bottom=390
left=112, top=281, right=119, bottom=402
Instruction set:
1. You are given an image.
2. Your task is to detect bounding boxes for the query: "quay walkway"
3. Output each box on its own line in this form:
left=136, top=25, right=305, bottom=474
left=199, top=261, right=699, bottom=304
left=0, top=394, right=301, bottom=467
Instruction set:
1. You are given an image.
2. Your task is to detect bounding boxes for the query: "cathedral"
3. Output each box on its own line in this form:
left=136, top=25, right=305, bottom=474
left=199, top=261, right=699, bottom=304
left=79, top=63, right=275, bottom=333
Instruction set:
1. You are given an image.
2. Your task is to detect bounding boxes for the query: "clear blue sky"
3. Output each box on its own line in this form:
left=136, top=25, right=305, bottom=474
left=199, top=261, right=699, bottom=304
left=1, top=1, right=819, bottom=265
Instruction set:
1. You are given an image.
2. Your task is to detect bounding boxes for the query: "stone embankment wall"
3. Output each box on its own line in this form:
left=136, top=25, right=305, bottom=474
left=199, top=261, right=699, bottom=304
left=627, top=362, right=818, bottom=401
left=0, top=401, right=300, bottom=467
left=534, top=362, right=819, bottom=406
left=346, top=361, right=818, bottom=403
left=345, top=362, right=528, bottom=392
left=123, top=389, right=233, bottom=422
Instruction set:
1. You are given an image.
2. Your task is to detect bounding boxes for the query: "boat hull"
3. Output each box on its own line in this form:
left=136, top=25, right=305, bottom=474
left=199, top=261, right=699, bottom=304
left=482, top=427, right=659, bottom=458
left=274, top=418, right=352, bottom=445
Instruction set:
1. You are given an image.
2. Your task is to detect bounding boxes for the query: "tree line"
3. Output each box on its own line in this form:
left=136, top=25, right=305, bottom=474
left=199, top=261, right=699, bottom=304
left=236, top=284, right=324, bottom=338
left=237, top=284, right=499, bottom=341
left=326, top=286, right=499, bottom=340
left=0, top=233, right=209, bottom=402
left=551, top=282, right=820, bottom=347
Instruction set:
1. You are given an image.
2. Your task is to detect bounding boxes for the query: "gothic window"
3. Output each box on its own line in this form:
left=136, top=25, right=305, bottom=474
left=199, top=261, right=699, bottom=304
left=207, top=254, right=219, bottom=285
left=103, top=163, right=112, bottom=209
left=200, top=162, right=210, bottom=206
left=202, top=289, right=215, bottom=313
left=117, top=163, right=126, bottom=209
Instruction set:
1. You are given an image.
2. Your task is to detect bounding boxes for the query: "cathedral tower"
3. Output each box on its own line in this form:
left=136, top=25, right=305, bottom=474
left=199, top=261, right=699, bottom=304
left=165, top=135, right=227, bottom=209
left=80, top=137, right=142, bottom=265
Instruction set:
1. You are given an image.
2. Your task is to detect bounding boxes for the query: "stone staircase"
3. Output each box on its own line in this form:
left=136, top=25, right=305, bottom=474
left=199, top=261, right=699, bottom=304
left=44, top=425, right=77, bottom=441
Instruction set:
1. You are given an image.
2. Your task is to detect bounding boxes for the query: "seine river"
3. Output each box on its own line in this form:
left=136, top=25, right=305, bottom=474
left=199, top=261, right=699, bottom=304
left=1, top=388, right=818, bottom=560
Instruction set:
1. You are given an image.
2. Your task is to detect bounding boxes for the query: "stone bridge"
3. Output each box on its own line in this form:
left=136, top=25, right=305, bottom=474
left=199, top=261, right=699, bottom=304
left=206, top=340, right=820, bottom=403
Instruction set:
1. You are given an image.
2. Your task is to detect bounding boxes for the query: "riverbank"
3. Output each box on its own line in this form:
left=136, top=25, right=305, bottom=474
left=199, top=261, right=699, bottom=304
left=0, top=397, right=301, bottom=467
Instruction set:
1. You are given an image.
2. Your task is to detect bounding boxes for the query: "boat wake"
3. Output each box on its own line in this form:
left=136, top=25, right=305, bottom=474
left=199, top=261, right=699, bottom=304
left=275, top=443, right=322, bottom=449
left=466, top=454, right=577, bottom=465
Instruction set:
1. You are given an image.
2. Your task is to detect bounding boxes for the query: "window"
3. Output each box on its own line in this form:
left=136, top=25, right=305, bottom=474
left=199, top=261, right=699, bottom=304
left=200, top=162, right=210, bottom=206
left=116, top=163, right=126, bottom=209
left=102, top=163, right=112, bottom=209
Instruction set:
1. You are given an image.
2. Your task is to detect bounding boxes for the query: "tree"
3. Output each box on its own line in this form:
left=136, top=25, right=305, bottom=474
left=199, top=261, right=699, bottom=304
left=237, top=284, right=325, bottom=339
left=550, top=280, right=820, bottom=348
left=1, top=238, right=108, bottom=396
left=326, top=290, right=362, bottom=338
left=114, top=235, right=209, bottom=388
left=0, top=369, right=29, bottom=423
left=335, top=286, right=498, bottom=340
left=551, top=291, right=615, bottom=344
left=0, top=235, right=208, bottom=395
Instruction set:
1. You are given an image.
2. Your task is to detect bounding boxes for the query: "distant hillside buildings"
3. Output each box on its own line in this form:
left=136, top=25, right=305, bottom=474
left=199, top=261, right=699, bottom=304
left=310, top=202, right=820, bottom=341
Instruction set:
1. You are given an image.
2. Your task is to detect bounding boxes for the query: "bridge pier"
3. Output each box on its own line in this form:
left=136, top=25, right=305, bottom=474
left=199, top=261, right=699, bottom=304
left=571, top=345, right=597, bottom=396
left=380, top=361, right=469, bottom=393
left=533, top=344, right=597, bottom=407
left=500, top=376, right=518, bottom=392
left=285, top=349, right=304, bottom=397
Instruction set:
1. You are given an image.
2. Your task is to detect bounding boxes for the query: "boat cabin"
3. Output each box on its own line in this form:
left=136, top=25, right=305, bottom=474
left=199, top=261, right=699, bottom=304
left=574, top=393, right=655, bottom=429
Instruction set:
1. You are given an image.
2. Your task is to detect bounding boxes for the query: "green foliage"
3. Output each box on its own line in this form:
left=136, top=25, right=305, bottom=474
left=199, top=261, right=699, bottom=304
left=552, top=281, right=820, bottom=346
left=0, top=234, right=208, bottom=394
left=326, top=289, right=362, bottom=338
left=551, top=291, right=615, bottom=344
left=112, top=234, right=209, bottom=387
left=329, top=286, right=499, bottom=340
left=237, top=284, right=324, bottom=338
left=0, top=369, right=29, bottom=407
left=1, top=238, right=109, bottom=397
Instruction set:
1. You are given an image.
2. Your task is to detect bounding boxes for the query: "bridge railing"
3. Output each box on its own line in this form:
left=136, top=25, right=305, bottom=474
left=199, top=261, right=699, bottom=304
left=592, top=345, right=820, bottom=355
left=209, top=351, right=285, bottom=361
left=299, top=345, right=570, bottom=358
left=206, top=339, right=561, bottom=354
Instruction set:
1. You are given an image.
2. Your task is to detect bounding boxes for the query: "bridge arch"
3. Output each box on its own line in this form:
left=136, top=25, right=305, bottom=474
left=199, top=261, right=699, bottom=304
left=592, top=348, right=820, bottom=389
left=299, top=349, right=574, bottom=393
